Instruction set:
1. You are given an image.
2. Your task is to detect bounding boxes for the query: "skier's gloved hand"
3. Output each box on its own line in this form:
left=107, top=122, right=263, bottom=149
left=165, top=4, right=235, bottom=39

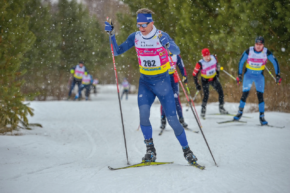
left=182, top=76, right=188, bottom=83
left=104, top=20, right=114, bottom=35
left=196, top=84, right=201, bottom=91
left=276, top=74, right=282, bottom=85
left=236, top=74, right=242, bottom=84
left=159, top=35, right=170, bottom=48
left=70, top=69, right=74, bottom=74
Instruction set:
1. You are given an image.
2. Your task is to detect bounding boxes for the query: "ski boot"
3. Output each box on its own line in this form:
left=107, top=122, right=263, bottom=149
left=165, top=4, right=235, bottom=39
left=233, top=107, right=243, bottom=121
left=183, top=146, right=198, bottom=164
left=179, top=117, right=188, bottom=128
left=142, top=138, right=157, bottom=162
left=160, top=116, right=166, bottom=129
left=85, top=97, right=88, bottom=101
left=259, top=113, right=268, bottom=125
left=201, top=105, right=206, bottom=119
left=219, top=104, right=229, bottom=114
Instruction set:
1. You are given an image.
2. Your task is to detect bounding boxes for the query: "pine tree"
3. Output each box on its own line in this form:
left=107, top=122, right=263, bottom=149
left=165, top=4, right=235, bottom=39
left=57, top=0, right=109, bottom=86
left=0, top=0, right=41, bottom=133
left=21, top=0, right=62, bottom=100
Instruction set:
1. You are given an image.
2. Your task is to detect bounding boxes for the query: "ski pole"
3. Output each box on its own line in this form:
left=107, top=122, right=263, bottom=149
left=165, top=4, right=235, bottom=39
left=186, top=91, right=199, bottom=111
left=173, top=63, right=218, bottom=167
left=265, top=66, right=276, bottom=82
left=220, top=67, right=236, bottom=81
left=192, top=91, right=199, bottom=101
left=160, top=35, right=218, bottom=166
left=107, top=17, right=129, bottom=165
left=184, top=83, right=202, bottom=128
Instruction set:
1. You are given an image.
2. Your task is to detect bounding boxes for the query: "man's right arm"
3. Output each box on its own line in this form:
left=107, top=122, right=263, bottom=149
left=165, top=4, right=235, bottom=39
left=238, top=49, right=249, bottom=75
left=111, top=32, right=136, bottom=56
left=193, top=62, right=201, bottom=90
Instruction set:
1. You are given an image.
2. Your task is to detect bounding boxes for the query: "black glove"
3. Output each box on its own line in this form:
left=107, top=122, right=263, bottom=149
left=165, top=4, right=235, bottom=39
left=276, top=75, right=282, bottom=85
left=182, top=76, right=188, bottom=83
left=236, top=74, right=242, bottom=84
left=196, top=84, right=201, bottom=91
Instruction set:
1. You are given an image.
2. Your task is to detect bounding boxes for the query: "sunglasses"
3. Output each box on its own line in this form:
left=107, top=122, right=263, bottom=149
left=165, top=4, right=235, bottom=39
left=137, top=22, right=150, bottom=28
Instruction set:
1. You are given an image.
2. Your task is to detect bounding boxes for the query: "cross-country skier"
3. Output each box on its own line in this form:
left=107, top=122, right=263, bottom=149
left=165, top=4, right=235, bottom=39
left=160, top=54, right=188, bottom=129
left=105, top=8, right=199, bottom=165
left=92, top=78, right=99, bottom=94
left=77, top=72, right=93, bottom=101
left=233, top=36, right=282, bottom=125
left=192, top=48, right=228, bottom=119
left=121, top=78, right=130, bottom=100
left=68, top=61, right=88, bottom=100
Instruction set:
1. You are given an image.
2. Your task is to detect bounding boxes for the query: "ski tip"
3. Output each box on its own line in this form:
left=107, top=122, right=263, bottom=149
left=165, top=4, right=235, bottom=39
left=108, top=166, right=115, bottom=170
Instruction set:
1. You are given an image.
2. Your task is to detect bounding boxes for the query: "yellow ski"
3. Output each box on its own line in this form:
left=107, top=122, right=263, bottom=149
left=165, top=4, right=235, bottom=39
left=108, top=161, right=173, bottom=170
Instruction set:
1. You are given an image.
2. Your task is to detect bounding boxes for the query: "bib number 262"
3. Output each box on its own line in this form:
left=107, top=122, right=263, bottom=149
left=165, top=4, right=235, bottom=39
left=143, top=60, right=156, bottom=67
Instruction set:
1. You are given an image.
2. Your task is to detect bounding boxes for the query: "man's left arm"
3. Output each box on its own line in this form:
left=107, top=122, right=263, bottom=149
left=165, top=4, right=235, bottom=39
left=214, top=55, right=220, bottom=78
left=267, top=50, right=280, bottom=75
left=267, top=50, right=281, bottom=84
left=176, top=55, right=188, bottom=83
left=160, top=32, right=180, bottom=55
left=176, top=55, right=186, bottom=76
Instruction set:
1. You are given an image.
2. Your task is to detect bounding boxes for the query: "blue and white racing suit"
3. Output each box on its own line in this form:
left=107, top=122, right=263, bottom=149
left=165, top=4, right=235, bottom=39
left=110, top=25, right=188, bottom=147
left=238, top=46, right=280, bottom=113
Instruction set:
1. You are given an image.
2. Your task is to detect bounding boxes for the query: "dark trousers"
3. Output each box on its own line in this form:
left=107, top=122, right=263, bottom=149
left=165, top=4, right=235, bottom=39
left=79, top=84, right=91, bottom=98
left=68, top=78, right=82, bottom=97
left=121, top=89, right=129, bottom=100
left=201, top=77, right=224, bottom=106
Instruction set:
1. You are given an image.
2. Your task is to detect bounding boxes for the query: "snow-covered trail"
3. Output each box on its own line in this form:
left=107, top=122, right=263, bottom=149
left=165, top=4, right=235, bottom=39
left=1, top=85, right=290, bottom=193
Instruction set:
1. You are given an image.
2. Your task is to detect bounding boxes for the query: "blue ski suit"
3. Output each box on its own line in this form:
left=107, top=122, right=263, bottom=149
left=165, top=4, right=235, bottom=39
left=238, top=47, right=280, bottom=113
left=160, top=55, right=187, bottom=119
left=110, top=26, right=188, bottom=147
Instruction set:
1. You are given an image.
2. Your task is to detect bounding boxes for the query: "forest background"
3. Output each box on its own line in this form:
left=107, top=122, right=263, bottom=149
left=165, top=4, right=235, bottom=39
left=1, top=0, right=289, bottom=132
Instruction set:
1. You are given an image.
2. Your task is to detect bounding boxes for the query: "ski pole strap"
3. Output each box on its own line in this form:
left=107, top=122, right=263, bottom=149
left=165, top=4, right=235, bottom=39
left=265, top=66, right=276, bottom=82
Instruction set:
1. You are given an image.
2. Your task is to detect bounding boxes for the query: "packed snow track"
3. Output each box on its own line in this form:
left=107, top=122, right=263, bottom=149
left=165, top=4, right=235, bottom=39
left=1, top=85, right=290, bottom=193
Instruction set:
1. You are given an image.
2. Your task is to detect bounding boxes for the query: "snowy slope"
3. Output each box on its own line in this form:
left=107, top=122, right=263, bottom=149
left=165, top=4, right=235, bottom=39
left=1, top=85, right=290, bottom=193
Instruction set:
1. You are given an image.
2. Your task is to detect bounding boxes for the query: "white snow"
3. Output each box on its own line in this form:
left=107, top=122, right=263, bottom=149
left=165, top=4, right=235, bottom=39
left=1, top=85, right=290, bottom=193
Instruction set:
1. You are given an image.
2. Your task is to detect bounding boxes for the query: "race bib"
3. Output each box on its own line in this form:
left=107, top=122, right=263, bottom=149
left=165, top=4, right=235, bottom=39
left=206, top=68, right=216, bottom=76
left=139, top=55, right=161, bottom=67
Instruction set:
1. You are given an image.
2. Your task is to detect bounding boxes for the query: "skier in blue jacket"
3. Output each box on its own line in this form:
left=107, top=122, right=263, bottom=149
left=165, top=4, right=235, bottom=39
left=234, top=36, right=282, bottom=125
left=160, top=54, right=188, bottom=129
left=105, top=8, right=199, bottom=165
